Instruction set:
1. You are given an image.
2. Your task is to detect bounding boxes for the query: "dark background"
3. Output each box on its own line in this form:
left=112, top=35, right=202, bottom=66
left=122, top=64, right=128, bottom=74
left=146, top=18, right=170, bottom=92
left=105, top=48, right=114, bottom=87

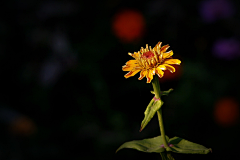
left=0, top=0, right=239, bottom=159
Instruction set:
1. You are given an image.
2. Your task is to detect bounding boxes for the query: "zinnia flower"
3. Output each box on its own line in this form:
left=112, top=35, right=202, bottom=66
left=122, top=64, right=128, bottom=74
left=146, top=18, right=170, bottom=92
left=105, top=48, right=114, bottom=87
left=122, top=42, right=181, bottom=83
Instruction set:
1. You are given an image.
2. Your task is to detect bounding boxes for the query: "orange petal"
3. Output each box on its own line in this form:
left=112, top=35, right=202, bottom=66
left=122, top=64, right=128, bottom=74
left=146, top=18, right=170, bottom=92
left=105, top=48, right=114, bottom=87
left=146, top=69, right=154, bottom=83
left=122, top=65, right=136, bottom=71
left=122, top=64, right=140, bottom=71
left=154, top=42, right=162, bottom=49
left=132, top=52, right=141, bottom=59
left=157, top=65, right=166, bottom=70
left=160, top=45, right=170, bottom=53
left=163, top=64, right=175, bottom=73
left=138, top=70, right=147, bottom=80
left=122, top=60, right=140, bottom=71
left=152, top=68, right=156, bottom=75
left=128, top=52, right=140, bottom=59
left=124, top=69, right=141, bottom=78
left=153, top=42, right=162, bottom=53
left=126, top=60, right=138, bottom=65
left=162, top=50, right=173, bottom=59
left=156, top=66, right=164, bottom=78
left=163, top=59, right=181, bottom=65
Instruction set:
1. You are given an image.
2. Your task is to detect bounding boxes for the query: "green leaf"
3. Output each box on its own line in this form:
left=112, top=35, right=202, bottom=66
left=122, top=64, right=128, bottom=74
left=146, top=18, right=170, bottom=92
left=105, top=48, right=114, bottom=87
left=168, top=137, right=212, bottom=154
left=161, top=88, right=174, bottom=96
left=151, top=88, right=173, bottom=96
left=140, top=98, right=164, bottom=132
left=116, top=136, right=169, bottom=153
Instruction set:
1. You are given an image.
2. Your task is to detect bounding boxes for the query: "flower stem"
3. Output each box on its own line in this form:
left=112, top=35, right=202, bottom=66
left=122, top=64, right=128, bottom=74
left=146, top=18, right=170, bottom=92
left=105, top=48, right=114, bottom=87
left=152, top=75, right=169, bottom=149
left=157, top=108, right=169, bottom=148
left=152, top=75, right=161, bottom=99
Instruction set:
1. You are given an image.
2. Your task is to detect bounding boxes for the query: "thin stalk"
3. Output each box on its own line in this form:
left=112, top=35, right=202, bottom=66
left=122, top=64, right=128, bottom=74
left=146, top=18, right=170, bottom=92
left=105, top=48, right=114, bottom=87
left=152, top=75, right=161, bottom=99
left=157, top=109, right=168, bottom=148
left=152, top=75, right=169, bottom=149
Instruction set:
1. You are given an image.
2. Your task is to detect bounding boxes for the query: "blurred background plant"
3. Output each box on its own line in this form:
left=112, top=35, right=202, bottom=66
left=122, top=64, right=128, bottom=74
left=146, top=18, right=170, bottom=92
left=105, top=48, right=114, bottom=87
left=0, top=0, right=239, bottom=160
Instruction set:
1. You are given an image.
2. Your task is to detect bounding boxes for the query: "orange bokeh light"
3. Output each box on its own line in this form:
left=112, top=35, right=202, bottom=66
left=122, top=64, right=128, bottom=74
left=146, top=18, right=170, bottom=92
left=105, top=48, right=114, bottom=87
left=9, top=116, right=36, bottom=136
left=214, top=97, right=240, bottom=127
left=112, top=9, right=145, bottom=43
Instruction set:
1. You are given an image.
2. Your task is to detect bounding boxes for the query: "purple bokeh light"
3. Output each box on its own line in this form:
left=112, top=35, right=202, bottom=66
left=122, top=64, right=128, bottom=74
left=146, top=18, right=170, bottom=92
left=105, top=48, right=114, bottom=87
left=212, top=38, right=240, bottom=60
left=199, top=0, right=235, bottom=23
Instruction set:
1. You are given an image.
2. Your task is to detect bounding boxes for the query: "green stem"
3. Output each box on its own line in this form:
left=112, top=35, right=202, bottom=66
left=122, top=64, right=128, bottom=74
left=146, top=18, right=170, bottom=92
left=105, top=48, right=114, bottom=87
left=157, top=109, right=168, bottom=148
left=152, top=75, right=169, bottom=149
left=152, top=75, right=161, bottom=99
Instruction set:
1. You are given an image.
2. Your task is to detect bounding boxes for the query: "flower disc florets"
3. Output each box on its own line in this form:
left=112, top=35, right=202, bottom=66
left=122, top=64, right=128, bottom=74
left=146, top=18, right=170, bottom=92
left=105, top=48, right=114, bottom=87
left=122, top=42, right=181, bottom=83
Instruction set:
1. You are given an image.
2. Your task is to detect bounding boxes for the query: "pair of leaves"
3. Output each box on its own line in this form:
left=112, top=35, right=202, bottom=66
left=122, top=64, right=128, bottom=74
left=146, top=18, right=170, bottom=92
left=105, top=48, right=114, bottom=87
left=116, top=135, right=212, bottom=154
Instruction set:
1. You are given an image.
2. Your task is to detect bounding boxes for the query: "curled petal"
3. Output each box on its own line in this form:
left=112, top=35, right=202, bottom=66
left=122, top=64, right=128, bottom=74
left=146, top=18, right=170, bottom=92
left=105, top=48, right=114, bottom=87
left=163, top=50, right=173, bottom=59
left=154, top=42, right=162, bottom=49
left=122, top=62, right=140, bottom=71
left=146, top=69, right=154, bottom=83
left=157, top=65, right=166, bottom=70
left=123, top=60, right=140, bottom=71
left=161, top=45, right=170, bottom=53
left=124, top=70, right=141, bottom=78
left=128, top=52, right=140, bottom=59
left=126, top=60, right=138, bottom=65
left=163, top=59, right=181, bottom=65
left=140, top=47, right=145, bottom=54
left=132, top=52, right=141, bottom=58
left=152, top=68, right=156, bottom=75
left=153, top=42, right=162, bottom=54
left=156, top=66, right=164, bottom=78
left=138, top=70, right=147, bottom=80
left=122, top=66, right=135, bottom=71
left=163, top=64, right=176, bottom=73
left=128, top=52, right=133, bottom=56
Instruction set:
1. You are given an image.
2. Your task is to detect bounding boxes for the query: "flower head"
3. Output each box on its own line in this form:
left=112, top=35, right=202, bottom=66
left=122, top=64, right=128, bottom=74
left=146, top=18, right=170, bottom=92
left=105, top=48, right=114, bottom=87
left=122, top=42, right=181, bottom=83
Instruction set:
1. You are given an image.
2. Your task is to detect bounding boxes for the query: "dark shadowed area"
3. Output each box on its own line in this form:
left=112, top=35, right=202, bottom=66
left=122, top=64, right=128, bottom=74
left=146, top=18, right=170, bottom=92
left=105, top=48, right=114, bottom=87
left=0, top=0, right=239, bottom=159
